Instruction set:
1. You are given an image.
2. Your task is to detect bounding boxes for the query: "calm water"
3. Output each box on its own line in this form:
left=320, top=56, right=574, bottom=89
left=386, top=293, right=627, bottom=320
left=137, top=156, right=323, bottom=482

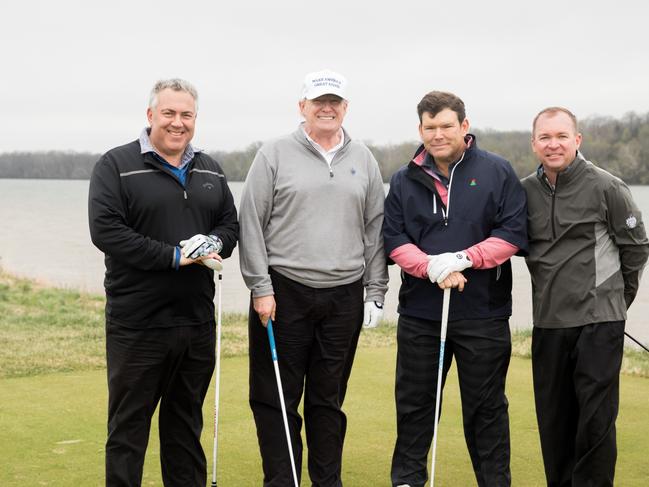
left=1, top=179, right=647, bottom=345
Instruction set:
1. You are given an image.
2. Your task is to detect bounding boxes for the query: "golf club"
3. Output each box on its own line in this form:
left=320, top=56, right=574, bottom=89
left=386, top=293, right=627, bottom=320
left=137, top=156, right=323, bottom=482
left=625, top=331, right=649, bottom=353
left=267, top=318, right=300, bottom=487
left=211, top=266, right=223, bottom=487
left=429, top=287, right=451, bottom=487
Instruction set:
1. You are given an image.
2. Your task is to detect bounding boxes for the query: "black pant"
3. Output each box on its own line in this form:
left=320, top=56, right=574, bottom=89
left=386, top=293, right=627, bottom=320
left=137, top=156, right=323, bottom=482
left=391, top=314, right=512, bottom=487
left=249, top=269, right=364, bottom=487
left=105, top=322, right=215, bottom=487
left=532, top=322, right=624, bottom=487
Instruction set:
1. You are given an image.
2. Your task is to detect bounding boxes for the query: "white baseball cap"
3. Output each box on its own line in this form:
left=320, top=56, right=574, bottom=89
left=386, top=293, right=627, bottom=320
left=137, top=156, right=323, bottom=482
left=301, top=69, right=347, bottom=100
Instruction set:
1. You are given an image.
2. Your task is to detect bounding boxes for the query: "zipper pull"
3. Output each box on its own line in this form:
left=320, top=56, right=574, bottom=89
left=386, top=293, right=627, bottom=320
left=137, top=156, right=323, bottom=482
left=184, top=190, right=188, bottom=200
left=329, top=168, right=334, bottom=178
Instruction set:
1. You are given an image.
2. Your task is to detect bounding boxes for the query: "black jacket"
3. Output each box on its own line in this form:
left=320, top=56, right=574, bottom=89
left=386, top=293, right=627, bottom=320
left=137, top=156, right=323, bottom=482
left=88, top=140, right=239, bottom=328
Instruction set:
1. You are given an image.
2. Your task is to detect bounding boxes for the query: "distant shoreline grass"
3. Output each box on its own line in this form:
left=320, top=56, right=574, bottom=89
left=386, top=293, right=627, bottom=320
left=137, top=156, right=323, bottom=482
left=1, top=269, right=648, bottom=379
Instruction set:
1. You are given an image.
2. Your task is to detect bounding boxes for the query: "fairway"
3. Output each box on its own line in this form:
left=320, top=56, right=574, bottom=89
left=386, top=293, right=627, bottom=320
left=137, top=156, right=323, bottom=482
left=1, top=348, right=648, bottom=486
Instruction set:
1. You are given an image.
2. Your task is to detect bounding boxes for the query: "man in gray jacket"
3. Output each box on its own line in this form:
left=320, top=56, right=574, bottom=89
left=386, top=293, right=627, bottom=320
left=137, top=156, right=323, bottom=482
left=239, top=69, right=388, bottom=487
left=522, top=106, right=649, bottom=487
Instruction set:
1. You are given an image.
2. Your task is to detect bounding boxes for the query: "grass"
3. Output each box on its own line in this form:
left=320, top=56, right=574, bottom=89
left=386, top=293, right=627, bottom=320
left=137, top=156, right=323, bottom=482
left=1, top=269, right=649, bottom=485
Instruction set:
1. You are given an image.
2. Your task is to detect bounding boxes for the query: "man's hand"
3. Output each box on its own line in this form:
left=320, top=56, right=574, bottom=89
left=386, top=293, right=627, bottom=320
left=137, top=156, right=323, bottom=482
left=427, top=251, right=472, bottom=283
left=179, top=252, right=222, bottom=269
left=363, top=301, right=384, bottom=328
left=438, top=271, right=467, bottom=291
left=253, top=295, right=276, bottom=327
left=180, top=234, right=223, bottom=259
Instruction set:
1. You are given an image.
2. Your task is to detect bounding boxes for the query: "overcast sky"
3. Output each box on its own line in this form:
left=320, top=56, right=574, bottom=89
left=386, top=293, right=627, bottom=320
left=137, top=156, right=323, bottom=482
left=3, top=0, right=648, bottom=153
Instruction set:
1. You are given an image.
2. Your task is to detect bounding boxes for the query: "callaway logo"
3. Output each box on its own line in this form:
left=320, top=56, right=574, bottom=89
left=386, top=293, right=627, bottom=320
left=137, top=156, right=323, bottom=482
left=626, top=214, right=637, bottom=229
left=202, top=182, right=214, bottom=190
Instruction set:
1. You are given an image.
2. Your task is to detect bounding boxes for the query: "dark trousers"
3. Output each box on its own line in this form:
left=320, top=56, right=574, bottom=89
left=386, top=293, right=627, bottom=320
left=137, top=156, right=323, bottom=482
left=249, top=269, right=364, bottom=487
left=532, top=321, right=624, bottom=487
left=105, top=322, right=216, bottom=487
left=391, top=314, right=512, bottom=487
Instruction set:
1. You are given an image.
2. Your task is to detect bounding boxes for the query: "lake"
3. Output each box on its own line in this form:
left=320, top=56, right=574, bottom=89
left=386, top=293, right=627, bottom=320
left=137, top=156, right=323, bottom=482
left=1, top=179, right=647, bottom=346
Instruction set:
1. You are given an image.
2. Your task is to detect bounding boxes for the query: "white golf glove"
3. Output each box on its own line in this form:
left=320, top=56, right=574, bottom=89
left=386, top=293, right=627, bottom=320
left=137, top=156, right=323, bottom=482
left=427, top=251, right=472, bottom=283
left=363, top=301, right=384, bottom=328
left=180, top=234, right=223, bottom=259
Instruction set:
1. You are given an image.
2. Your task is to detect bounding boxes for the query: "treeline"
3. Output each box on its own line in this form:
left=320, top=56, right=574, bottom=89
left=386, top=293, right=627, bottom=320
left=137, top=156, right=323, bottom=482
left=2, top=112, right=648, bottom=183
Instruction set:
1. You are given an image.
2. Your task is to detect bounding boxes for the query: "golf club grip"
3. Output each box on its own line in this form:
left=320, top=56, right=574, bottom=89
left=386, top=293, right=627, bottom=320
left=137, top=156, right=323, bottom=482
left=440, top=287, right=450, bottom=339
left=203, top=258, right=223, bottom=272
left=267, top=319, right=278, bottom=361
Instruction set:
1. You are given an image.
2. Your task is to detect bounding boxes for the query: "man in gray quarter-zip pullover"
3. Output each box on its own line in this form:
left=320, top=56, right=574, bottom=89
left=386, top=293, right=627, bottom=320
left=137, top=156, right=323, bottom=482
left=522, top=106, right=649, bottom=487
left=239, top=69, right=388, bottom=487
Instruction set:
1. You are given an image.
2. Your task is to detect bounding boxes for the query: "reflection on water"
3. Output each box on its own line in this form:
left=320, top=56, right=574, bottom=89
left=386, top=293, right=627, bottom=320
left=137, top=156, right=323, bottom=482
left=0, top=179, right=647, bottom=345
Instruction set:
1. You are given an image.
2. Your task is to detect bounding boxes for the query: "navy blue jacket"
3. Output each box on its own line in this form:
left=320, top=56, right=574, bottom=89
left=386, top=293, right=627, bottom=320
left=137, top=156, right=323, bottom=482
left=383, top=136, right=528, bottom=321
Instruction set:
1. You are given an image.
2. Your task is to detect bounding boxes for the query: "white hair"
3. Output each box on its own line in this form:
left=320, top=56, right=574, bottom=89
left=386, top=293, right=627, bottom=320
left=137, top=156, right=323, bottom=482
left=148, top=78, right=198, bottom=111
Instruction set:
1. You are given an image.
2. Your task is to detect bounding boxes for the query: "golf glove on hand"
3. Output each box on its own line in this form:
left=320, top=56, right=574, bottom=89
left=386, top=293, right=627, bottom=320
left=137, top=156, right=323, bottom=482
left=363, top=301, right=384, bottom=328
left=427, top=251, right=472, bottom=283
left=180, top=234, right=223, bottom=259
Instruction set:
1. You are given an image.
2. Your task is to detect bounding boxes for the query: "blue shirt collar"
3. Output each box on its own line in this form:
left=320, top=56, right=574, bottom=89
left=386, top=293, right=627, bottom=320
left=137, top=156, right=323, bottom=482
left=138, top=127, right=201, bottom=169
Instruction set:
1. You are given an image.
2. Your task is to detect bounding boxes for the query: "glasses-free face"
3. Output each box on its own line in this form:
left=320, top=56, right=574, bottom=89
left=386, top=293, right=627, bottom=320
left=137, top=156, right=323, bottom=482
left=419, top=108, right=469, bottom=166
left=299, top=95, right=348, bottom=138
left=147, top=88, right=197, bottom=164
left=532, top=112, right=582, bottom=177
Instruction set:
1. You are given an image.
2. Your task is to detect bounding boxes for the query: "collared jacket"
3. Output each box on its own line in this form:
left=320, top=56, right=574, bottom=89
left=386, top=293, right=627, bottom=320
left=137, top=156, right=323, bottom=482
left=383, top=136, right=528, bottom=321
left=239, top=125, right=388, bottom=302
left=522, top=153, right=649, bottom=328
left=88, top=140, right=239, bottom=329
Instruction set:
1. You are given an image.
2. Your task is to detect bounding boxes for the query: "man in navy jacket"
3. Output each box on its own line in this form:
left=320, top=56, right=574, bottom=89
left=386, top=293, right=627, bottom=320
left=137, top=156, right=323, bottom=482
left=383, top=91, right=527, bottom=487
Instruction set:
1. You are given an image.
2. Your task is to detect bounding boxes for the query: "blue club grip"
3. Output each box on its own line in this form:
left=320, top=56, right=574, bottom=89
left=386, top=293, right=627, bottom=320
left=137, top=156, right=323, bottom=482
left=267, top=318, right=278, bottom=361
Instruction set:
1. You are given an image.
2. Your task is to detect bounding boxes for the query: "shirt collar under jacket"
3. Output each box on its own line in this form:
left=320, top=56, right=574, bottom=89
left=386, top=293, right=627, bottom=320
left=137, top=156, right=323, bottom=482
left=300, top=123, right=345, bottom=165
left=415, top=134, right=475, bottom=185
left=138, top=127, right=201, bottom=169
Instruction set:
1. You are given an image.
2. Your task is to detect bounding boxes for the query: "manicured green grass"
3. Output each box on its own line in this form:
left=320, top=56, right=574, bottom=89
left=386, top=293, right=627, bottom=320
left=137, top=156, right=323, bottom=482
left=1, top=270, right=649, bottom=485
left=2, top=352, right=649, bottom=486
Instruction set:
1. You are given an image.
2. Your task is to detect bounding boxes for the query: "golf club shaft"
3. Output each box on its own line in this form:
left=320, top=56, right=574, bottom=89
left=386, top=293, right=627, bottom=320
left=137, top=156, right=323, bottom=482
left=267, top=319, right=300, bottom=487
left=430, top=287, right=451, bottom=487
left=211, top=273, right=223, bottom=487
left=625, top=331, right=649, bottom=352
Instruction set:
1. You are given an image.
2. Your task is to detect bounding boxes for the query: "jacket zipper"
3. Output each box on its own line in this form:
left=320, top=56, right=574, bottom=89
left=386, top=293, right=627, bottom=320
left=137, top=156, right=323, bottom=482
left=549, top=173, right=558, bottom=240
left=442, top=151, right=465, bottom=226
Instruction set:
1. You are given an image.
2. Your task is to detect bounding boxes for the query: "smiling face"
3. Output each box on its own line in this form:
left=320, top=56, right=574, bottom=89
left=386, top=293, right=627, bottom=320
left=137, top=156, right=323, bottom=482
left=419, top=108, right=469, bottom=167
left=299, top=94, right=348, bottom=139
left=147, top=88, right=196, bottom=164
left=532, top=111, right=582, bottom=179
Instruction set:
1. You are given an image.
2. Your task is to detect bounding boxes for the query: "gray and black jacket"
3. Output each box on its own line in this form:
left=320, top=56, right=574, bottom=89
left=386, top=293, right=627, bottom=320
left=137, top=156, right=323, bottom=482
left=522, top=153, right=649, bottom=328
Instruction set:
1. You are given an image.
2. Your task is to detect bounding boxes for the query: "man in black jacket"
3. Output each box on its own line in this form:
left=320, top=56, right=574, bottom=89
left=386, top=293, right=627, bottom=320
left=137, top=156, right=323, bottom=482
left=88, top=78, right=238, bottom=487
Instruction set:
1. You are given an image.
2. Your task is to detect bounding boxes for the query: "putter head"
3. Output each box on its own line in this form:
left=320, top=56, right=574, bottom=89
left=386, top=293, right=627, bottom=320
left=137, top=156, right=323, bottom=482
left=203, top=258, right=223, bottom=272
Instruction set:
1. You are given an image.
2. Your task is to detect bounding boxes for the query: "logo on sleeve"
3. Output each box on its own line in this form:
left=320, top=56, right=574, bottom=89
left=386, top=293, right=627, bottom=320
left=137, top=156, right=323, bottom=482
left=626, top=214, right=637, bottom=229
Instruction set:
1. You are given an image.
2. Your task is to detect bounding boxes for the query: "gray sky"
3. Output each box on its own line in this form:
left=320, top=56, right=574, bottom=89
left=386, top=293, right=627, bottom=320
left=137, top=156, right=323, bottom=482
left=3, top=0, right=648, bottom=153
